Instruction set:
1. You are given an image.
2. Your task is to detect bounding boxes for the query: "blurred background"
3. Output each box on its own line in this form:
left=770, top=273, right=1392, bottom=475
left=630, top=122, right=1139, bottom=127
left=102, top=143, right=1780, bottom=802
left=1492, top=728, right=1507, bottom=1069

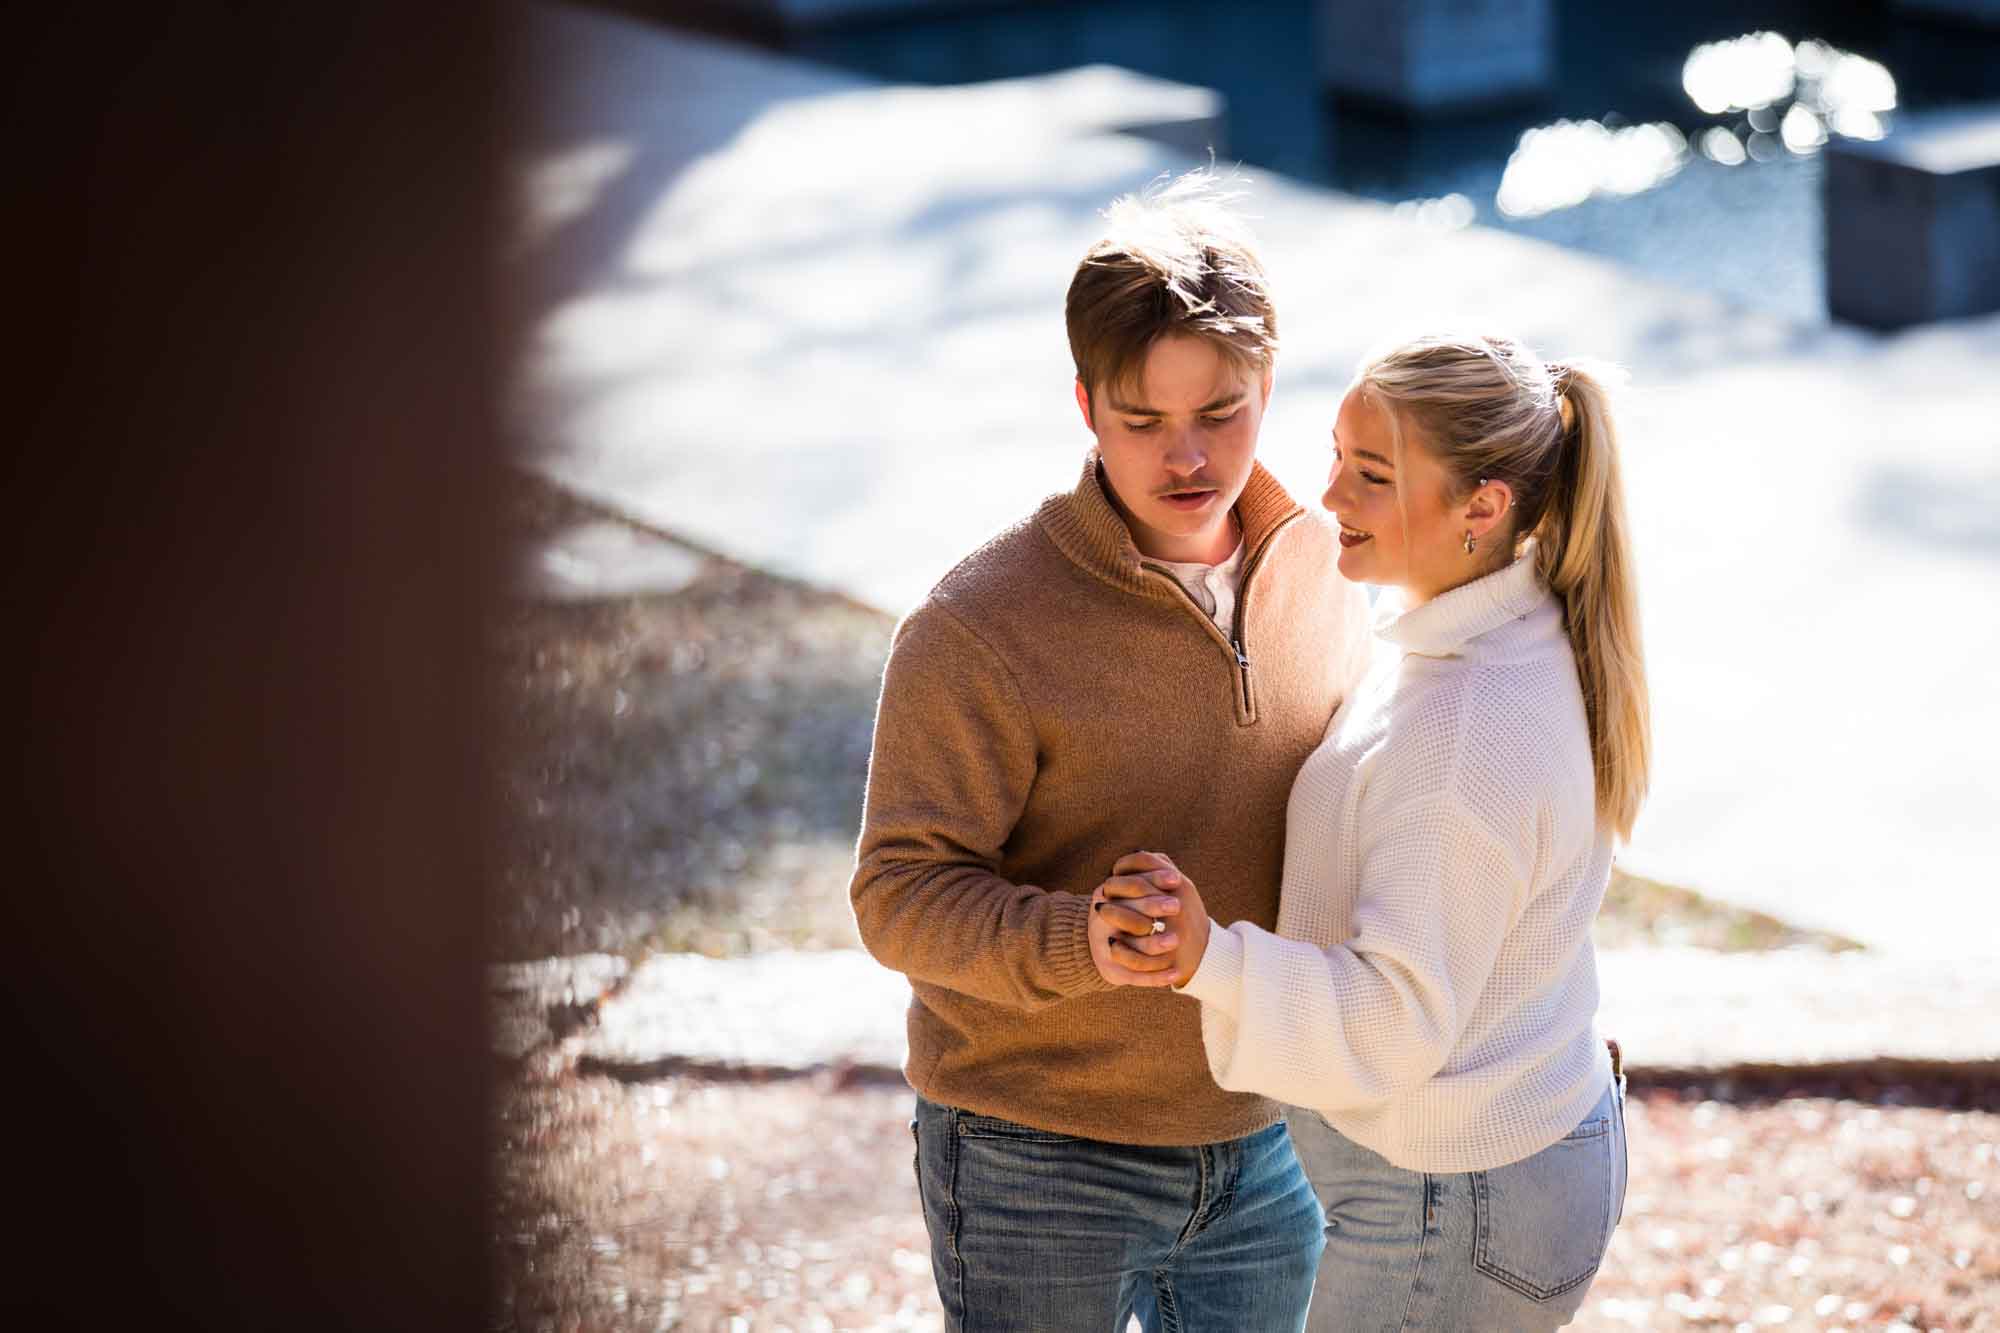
left=664, top=0, right=1997, bottom=322
left=495, top=1, right=2000, bottom=1328
left=14, top=0, right=1996, bottom=1329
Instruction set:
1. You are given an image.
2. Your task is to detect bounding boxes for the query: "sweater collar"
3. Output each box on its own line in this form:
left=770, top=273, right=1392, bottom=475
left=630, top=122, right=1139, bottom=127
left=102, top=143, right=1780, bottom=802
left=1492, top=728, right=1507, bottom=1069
left=1374, top=545, right=1552, bottom=658
left=1037, top=452, right=1303, bottom=600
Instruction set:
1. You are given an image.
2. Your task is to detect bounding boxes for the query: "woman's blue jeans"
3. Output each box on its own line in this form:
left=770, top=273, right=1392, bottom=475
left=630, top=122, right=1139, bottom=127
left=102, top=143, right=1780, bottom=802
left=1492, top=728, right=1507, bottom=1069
left=1286, top=1080, right=1629, bottom=1332
left=912, top=1097, right=1323, bottom=1332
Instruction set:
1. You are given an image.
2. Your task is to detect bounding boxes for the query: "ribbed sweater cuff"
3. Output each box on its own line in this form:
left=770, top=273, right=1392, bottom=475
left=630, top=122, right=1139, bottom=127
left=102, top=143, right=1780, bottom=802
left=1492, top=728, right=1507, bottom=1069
left=1177, top=921, right=1246, bottom=1018
left=1048, top=892, right=1115, bottom=997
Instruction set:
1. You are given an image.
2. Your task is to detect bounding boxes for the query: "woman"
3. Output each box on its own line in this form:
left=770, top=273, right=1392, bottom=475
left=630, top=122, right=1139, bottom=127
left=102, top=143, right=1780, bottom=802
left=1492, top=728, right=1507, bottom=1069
left=1094, top=333, right=1644, bottom=1329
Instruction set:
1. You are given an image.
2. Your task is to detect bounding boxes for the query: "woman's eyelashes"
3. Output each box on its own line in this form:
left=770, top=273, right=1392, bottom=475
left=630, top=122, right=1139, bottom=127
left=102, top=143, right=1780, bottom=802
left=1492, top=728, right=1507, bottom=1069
left=1331, top=445, right=1391, bottom=486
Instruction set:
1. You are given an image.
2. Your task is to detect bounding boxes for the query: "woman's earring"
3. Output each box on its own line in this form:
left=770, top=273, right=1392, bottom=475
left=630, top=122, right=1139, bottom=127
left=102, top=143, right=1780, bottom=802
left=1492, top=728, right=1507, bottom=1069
left=1463, top=530, right=1477, bottom=556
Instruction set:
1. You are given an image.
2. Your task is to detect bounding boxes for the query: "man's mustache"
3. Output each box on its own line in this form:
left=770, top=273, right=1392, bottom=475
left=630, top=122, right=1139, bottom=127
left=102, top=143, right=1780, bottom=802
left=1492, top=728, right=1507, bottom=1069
left=1153, top=477, right=1220, bottom=497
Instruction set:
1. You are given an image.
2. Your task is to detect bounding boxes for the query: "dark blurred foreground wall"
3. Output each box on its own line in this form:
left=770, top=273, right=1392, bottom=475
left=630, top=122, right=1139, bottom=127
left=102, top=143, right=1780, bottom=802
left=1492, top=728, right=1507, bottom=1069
left=7, top=4, right=502, bottom=1327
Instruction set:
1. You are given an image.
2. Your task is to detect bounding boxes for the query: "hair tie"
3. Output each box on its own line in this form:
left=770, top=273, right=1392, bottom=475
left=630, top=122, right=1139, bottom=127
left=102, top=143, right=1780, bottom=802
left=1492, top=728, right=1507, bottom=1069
left=1547, top=361, right=1577, bottom=433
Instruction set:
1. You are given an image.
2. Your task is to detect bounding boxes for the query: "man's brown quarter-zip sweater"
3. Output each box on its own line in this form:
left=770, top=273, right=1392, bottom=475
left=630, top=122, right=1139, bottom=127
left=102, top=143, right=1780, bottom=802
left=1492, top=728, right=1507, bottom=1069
left=850, top=452, right=1372, bottom=1145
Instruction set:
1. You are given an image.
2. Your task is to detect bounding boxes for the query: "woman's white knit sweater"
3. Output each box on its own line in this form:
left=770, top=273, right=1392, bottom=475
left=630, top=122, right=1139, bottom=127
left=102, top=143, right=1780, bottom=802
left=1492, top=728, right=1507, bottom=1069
left=1181, top=549, right=1616, bottom=1173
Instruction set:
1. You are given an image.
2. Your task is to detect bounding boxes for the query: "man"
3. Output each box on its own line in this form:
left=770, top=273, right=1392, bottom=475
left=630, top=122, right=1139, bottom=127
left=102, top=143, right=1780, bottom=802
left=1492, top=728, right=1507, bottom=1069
left=850, top=172, right=1372, bottom=1332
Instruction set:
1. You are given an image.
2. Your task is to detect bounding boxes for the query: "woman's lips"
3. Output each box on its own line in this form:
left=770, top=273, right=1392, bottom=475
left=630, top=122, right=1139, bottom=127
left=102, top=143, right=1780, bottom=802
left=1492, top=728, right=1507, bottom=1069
left=1338, top=523, right=1372, bottom=549
left=1159, top=490, right=1217, bottom=512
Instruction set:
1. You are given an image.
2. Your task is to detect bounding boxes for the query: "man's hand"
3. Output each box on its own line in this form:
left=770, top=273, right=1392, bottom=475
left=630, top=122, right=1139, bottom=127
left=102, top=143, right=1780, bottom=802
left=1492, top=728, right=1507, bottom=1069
left=1089, top=850, right=1210, bottom=988
left=1088, top=860, right=1183, bottom=988
left=1103, top=851, right=1211, bottom=987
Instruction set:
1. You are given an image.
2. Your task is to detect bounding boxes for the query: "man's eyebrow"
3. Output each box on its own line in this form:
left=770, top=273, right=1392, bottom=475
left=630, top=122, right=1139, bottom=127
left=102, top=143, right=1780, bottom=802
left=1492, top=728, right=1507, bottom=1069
left=1107, top=390, right=1249, bottom=416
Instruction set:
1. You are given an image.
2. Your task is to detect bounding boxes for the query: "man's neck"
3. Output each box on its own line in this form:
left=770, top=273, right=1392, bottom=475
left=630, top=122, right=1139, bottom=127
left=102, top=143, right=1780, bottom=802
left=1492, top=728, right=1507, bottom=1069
left=1106, top=483, right=1242, bottom=565
left=1140, top=510, right=1241, bottom=566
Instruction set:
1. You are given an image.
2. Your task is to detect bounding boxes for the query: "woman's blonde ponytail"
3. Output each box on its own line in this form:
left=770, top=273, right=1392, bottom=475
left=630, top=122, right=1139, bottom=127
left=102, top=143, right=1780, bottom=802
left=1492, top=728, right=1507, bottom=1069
left=1534, top=363, right=1649, bottom=839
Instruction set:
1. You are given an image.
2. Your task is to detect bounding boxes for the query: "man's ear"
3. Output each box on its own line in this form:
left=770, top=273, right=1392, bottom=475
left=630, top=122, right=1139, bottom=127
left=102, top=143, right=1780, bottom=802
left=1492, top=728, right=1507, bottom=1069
left=1074, top=378, right=1096, bottom=433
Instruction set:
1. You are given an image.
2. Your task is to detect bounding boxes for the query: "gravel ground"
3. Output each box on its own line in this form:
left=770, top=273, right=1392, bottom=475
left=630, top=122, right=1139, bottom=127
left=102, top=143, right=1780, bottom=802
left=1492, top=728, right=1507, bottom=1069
left=492, top=1064, right=1998, bottom=1332
left=492, top=474, right=886, bottom=962
left=490, top=472, right=1993, bottom=1331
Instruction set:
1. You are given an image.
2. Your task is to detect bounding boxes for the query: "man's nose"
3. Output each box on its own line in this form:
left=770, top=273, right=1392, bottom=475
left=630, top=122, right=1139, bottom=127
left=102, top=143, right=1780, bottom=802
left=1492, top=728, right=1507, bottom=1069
left=1163, top=428, right=1207, bottom=475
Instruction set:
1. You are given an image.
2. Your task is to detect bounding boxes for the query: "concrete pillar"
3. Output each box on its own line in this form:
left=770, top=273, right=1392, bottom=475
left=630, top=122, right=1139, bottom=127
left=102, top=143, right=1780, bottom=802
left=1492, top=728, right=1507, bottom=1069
left=1317, top=0, right=1554, bottom=112
left=1825, top=105, right=2000, bottom=328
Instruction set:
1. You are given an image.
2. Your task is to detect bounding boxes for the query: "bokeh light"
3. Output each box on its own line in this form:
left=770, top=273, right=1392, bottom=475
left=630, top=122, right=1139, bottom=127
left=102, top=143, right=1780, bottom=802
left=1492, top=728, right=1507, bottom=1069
left=1392, top=192, right=1477, bottom=231
left=1699, top=126, right=1748, bottom=166
left=1682, top=32, right=1797, bottom=115
left=1497, top=119, right=1688, bottom=219
left=1682, top=32, right=1897, bottom=154
left=1780, top=103, right=1828, bottom=155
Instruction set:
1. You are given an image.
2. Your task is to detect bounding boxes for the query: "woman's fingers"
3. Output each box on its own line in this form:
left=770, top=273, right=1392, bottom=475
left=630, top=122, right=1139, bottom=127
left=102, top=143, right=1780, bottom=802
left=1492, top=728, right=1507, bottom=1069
left=1092, top=884, right=1180, bottom=951
left=1096, top=908, right=1176, bottom=948
left=1098, top=874, right=1183, bottom=905
left=1099, top=939, right=1182, bottom=986
left=1111, top=850, right=1181, bottom=881
left=1108, top=926, right=1178, bottom=955
left=1089, top=864, right=1192, bottom=987
left=1105, top=934, right=1177, bottom=970
left=1101, top=964, right=1181, bottom=989
left=1093, top=894, right=1178, bottom=928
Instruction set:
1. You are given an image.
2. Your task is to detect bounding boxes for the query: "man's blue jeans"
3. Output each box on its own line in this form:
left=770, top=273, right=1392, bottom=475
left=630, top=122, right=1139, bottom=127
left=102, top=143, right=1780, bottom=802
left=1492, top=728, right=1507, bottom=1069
left=912, top=1097, right=1323, bottom=1332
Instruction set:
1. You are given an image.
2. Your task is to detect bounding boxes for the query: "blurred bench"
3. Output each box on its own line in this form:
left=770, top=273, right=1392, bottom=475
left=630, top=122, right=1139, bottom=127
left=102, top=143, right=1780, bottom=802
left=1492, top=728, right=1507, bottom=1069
left=1825, top=104, right=2000, bottom=328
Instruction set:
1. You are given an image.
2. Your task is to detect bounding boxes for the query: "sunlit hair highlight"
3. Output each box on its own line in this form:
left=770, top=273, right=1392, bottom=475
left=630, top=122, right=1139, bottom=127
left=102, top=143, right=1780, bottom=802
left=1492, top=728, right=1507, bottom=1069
left=1355, top=334, right=1651, bottom=840
left=1065, top=169, right=1277, bottom=406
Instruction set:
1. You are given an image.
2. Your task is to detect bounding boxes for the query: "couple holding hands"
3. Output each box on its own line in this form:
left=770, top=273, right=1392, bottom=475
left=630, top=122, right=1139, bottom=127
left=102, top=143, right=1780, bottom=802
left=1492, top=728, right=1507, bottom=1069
left=851, top=170, right=1642, bottom=1331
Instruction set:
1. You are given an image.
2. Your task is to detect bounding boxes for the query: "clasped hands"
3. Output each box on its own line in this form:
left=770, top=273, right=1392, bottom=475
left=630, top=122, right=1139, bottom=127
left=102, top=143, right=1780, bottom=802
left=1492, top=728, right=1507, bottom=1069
left=1087, top=850, right=1212, bottom=989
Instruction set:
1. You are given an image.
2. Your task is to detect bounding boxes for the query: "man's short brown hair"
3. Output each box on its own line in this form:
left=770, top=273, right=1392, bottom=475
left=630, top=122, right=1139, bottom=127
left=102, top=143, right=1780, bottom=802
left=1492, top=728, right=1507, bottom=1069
left=1065, top=170, right=1278, bottom=404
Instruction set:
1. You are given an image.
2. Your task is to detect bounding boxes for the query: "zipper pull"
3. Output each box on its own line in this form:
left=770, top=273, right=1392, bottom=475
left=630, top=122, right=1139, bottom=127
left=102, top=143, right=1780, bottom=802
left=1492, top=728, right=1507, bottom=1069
left=1233, top=641, right=1251, bottom=670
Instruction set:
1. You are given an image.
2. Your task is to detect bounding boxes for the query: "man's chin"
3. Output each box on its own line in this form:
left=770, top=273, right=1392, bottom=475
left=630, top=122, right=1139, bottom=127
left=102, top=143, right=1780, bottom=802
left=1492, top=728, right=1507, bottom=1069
left=1147, top=507, right=1223, bottom=537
